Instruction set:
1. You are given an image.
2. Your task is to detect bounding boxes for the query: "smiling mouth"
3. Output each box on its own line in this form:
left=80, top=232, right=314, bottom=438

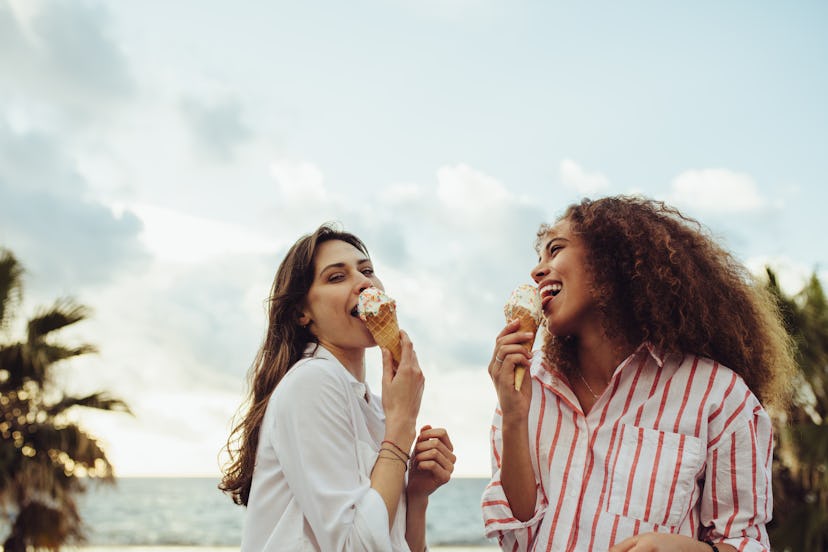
left=540, top=282, right=562, bottom=297
left=539, top=282, right=562, bottom=307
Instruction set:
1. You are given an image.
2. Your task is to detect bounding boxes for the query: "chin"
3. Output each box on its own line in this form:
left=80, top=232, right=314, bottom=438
left=545, top=322, right=573, bottom=339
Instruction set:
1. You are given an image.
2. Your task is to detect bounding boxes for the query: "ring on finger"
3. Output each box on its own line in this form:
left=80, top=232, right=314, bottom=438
left=495, top=355, right=504, bottom=363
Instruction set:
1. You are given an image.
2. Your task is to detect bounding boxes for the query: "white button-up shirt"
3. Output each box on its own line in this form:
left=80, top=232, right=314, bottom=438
left=482, top=343, right=773, bottom=551
left=242, top=344, right=409, bottom=551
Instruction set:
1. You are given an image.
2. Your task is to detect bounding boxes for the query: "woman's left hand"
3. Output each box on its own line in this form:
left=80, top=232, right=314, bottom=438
left=609, top=533, right=723, bottom=552
left=405, top=425, right=456, bottom=501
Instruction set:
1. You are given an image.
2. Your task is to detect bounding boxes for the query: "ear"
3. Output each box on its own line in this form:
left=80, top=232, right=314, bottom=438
left=298, top=310, right=312, bottom=328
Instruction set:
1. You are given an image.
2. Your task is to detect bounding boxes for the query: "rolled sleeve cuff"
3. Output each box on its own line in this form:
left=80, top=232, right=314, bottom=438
left=481, top=481, right=547, bottom=539
left=353, top=488, right=393, bottom=551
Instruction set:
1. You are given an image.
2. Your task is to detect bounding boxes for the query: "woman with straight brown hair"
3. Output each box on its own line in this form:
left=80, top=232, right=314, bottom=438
left=221, top=222, right=455, bottom=551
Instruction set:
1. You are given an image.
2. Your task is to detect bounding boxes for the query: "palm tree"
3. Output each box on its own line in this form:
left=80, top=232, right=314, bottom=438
left=766, top=269, right=828, bottom=551
left=0, top=248, right=131, bottom=551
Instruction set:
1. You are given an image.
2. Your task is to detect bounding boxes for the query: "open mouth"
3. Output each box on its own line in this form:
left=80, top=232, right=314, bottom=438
left=350, top=306, right=361, bottom=318
left=540, top=282, right=562, bottom=306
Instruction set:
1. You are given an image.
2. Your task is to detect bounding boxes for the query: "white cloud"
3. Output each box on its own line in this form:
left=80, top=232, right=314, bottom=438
left=21, top=157, right=546, bottom=477
left=0, top=0, right=134, bottom=127
left=560, top=159, right=610, bottom=195
left=4, top=0, right=822, bottom=485
left=437, top=163, right=511, bottom=210
left=129, top=202, right=279, bottom=263
left=745, top=254, right=821, bottom=296
left=179, top=96, right=252, bottom=160
left=669, top=169, right=767, bottom=214
left=380, top=183, right=423, bottom=204
left=6, top=0, right=41, bottom=45
left=270, top=159, right=329, bottom=203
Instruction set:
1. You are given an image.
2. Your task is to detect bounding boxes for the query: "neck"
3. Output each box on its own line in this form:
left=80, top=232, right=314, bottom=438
left=575, top=327, right=631, bottom=384
left=319, top=341, right=366, bottom=381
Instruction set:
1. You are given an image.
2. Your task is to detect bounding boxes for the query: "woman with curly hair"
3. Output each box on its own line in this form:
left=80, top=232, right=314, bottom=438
left=482, top=196, right=794, bottom=552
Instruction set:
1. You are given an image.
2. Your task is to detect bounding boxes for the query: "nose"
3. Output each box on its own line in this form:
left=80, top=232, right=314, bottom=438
left=356, top=272, right=373, bottom=293
left=531, top=261, right=548, bottom=284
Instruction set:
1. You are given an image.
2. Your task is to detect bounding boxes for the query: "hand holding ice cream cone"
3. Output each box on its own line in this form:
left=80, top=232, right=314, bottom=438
left=503, top=283, right=542, bottom=390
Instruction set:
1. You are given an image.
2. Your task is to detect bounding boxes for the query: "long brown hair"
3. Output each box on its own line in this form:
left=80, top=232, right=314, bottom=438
left=537, top=195, right=795, bottom=409
left=219, top=223, right=370, bottom=506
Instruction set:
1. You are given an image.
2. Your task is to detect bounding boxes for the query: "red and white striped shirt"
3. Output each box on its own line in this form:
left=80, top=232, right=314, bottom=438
left=482, top=343, right=773, bottom=552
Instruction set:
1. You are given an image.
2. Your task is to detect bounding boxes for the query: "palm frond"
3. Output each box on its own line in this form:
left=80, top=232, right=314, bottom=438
left=27, top=300, right=91, bottom=343
left=25, top=423, right=115, bottom=478
left=0, top=342, right=26, bottom=390
left=7, top=500, right=84, bottom=550
left=30, top=342, right=98, bottom=368
left=778, top=422, right=828, bottom=467
left=768, top=269, right=828, bottom=551
left=9, top=456, right=88, bottom=500
left=46, top=391, right=132, bottom=416
left=0, top=342, right=96, bottom=391
left=0, top=248, right=127, bottom=550
left=0, top=438, right=20, bottom=487
left=0, top=248, right=24, bottom=331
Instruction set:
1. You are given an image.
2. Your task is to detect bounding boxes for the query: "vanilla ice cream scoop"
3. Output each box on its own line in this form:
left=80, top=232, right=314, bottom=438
left=504, top=283, right=542, bottom=323
left=357, top=287, right=402, bottom=364
left=503, top=284, right=541, bottom=390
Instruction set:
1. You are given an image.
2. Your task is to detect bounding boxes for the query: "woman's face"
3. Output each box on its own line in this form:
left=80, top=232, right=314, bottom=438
left=531, top=218, right=600, bottom=338
left=299, top=239, right=384, bottom=353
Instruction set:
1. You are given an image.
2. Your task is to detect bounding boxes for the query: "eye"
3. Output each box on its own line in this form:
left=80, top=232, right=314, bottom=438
left=327, top=272, right=345, bottom=282
left=361, top=267, right=375, bottom=276
left=548, top=244, right=562, bottom=257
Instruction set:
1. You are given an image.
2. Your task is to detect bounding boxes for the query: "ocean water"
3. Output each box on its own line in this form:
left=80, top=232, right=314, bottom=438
left=77, top=477, right=496, bottom=548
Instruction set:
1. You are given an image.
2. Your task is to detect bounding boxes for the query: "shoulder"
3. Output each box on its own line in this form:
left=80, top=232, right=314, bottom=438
left=272, top=354, right=350, bottom=410
left=283, top=353, right=347, bottom=386
left=688, top=355, right=767, bottom=425
left=690, top=355, right=756, bottom=399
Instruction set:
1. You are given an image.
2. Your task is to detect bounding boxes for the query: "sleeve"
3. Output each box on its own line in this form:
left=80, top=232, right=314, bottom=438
left=699, top=392, right=773, bottom=552
left=270, top=361, right=392, bottom=552
left=481, top=406, right=547, bottom=550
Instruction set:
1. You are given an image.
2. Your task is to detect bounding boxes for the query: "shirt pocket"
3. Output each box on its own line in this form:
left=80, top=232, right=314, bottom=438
left=606, top=424, right=704, bottom=527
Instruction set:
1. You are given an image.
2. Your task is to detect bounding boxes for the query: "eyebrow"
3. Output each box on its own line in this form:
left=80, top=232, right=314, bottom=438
left=318, top=258, right=372, bottom=276
left=543, top=236, right=568, bottom=249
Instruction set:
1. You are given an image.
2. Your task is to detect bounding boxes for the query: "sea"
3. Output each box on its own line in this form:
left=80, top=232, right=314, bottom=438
left=69, top=476, right=498, bottom=550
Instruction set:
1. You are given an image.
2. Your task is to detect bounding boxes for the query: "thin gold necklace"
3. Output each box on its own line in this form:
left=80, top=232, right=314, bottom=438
left=578, top=373, right=601, bottom=399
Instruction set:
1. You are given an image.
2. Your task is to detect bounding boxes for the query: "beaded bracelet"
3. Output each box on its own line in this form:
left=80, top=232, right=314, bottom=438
left=703, top=540, right=719, bottom=552
left=381, top=439, right=410, bottom=459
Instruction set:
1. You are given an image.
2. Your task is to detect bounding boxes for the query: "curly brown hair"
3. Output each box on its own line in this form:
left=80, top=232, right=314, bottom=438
left=219, top=223, right=370, bottom=506
left=537, top=195, right=795, bottom=409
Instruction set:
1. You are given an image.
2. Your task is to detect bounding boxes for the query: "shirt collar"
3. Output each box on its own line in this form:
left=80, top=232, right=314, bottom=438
left=530, top=340, right=666, bottom=387
left=639, top=341, right=666, bottom=368
left=302, top=342, right=371, bottom=401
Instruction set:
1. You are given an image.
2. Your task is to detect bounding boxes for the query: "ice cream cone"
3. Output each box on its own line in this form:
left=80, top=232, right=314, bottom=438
left=503, top=284, right=542, bottom=391
left=363, top=302, right=402, bottom=364
left=358, top=288, right=403, bottom=364
left=510, top=306, right=539, bottom=391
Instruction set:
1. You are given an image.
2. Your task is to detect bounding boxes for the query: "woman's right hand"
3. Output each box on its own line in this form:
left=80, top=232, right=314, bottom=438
left=488, top=319, right=534, bottom=423
left=381, top=330, right=424, bottom=448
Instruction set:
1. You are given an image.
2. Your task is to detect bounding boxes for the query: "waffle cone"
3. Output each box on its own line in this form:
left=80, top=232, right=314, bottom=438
left=364, top=302, right=402, bottom=364
left=508, top=306, right=539, bottom=391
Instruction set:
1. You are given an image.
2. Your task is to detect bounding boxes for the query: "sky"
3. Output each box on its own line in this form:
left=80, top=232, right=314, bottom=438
left=0, top=0, right=825, bottom=478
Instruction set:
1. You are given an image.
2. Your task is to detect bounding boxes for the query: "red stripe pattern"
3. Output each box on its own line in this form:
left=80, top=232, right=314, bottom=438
left=481, top=344, right=773, bottom=551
